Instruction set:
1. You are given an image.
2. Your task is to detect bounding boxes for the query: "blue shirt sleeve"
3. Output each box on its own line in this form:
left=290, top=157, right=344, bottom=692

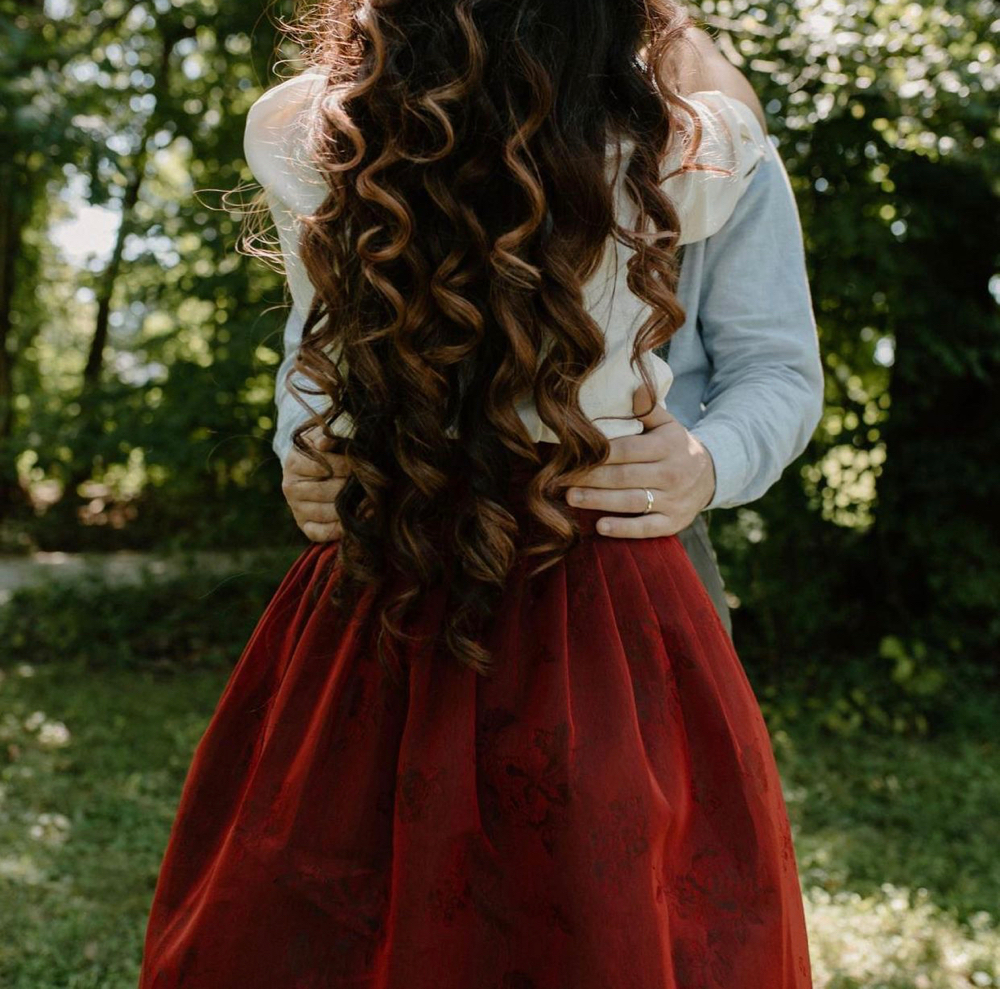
left=272, top=306, right=329, bottom=465
left=688, top=139, right=824, bottom=510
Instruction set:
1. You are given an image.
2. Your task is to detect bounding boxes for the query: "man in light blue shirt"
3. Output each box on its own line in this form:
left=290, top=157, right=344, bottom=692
left=658, top=136, right=823, bottom=633
left=675, top=140, right=823, bottom=512
left=273, top=130, right=823, bottom=637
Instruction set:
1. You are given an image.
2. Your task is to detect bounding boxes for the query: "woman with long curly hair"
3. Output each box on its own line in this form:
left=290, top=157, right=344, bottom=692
left=138, top=1, right=815, bottom=985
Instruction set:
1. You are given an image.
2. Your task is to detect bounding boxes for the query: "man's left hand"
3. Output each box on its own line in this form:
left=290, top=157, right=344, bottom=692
left=563, top=385, right=717, bottom=538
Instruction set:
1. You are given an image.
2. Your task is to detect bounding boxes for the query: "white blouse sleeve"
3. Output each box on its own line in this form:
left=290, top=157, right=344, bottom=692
left=662, top=90, right=770, bottom=246
left=244, top=71, right=332, bottom=462
left=243, top=70, right=330, bottom=322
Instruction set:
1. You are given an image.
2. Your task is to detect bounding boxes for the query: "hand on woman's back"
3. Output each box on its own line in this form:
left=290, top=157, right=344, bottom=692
left=282, top=428, right=348, bottom=543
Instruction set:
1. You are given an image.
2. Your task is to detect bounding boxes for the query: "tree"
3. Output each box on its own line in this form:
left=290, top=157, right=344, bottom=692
left=704, top=0, right=999, bottom=729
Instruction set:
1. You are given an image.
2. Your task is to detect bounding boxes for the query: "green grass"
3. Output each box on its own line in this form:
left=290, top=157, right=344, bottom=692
left=778, top=725, right=1000, bottom=921
left=0, top=657, right=997, bottom=988
left=0, top=661, right=225, bottom=988
left=774, top=725, right=1000, bottom=986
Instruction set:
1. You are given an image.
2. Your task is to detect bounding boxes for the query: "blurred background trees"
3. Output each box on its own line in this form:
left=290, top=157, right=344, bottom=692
left=1, top=0, right=998, bottom=732
left=1, top=0, right=296, bottom=551
left=703, top=0, right=1000, bottom=733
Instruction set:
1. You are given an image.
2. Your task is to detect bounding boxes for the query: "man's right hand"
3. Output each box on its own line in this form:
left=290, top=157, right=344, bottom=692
left=281, top=427, right=349, bottom=542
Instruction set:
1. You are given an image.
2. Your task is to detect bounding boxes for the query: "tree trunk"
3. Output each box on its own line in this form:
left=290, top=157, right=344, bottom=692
left=67, top=34, right=174, bottom=507
left=81, top=145, right=148, bottom=390
left=0, top=161, right=24, bottom=515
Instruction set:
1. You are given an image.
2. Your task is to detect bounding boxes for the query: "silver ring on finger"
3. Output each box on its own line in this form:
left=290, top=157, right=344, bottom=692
left=642, top=488, right=655, bottom=515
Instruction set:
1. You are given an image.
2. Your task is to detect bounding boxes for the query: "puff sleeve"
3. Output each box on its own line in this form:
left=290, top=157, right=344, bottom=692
left=244, top=71, right=333, bottom=462
left=663, top=90, right=770, bottom=245
left=244, top=70, right=330, bottom=321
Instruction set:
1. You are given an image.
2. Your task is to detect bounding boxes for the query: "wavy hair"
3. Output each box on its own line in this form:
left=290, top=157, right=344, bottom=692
left=262, top=0, right=708, bottom=681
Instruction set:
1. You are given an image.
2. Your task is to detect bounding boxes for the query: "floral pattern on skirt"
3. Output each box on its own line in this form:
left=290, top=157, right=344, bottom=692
left=139, top=500, right=812, bottom=988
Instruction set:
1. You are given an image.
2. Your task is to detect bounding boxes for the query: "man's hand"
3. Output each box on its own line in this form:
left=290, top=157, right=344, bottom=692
left=281, top=390, right=716, bottom=543
left=281, top=426, right=349, bottom=542
left=563, top=386, right=717, bottom=538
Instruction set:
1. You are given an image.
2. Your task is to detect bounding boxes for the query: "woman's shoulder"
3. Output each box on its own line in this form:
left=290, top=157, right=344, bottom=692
left=658, top=89, right=772, bottom=244
left=681, top=90, right=768, bottom=150
left=244, top=70, right=329, bottom=213
left=663, top=25, right=768, bottom=130
left=636, top=25, right=772, bottom=243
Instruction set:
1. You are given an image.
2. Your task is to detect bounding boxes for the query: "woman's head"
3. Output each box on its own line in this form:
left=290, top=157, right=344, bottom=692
left=277, top=0, right=698, bottom=677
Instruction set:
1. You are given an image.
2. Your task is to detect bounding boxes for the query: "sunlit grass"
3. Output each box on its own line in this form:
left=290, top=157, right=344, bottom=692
left=806, top=885, right=999, bottom=987
left=0, top=661, right=218, bottom=988
left=0, top=659, right=996, bottom=987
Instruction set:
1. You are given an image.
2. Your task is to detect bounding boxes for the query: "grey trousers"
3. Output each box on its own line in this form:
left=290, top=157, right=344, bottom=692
left=675, top=513, right=733, bottom=639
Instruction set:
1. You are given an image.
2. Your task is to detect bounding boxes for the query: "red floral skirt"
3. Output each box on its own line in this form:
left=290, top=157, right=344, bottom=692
left=139, top=486, right=813, bottom=988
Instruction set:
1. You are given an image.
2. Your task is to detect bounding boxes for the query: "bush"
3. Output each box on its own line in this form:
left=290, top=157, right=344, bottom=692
left=0, top=552, right=299, bottom=671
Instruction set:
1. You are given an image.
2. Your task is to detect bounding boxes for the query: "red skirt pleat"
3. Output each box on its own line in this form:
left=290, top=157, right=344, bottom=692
left=139, top=505, right=813, bottom=989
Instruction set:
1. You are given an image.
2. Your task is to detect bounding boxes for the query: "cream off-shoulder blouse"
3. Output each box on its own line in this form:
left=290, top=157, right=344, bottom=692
left=244, top=70, right=769, bottom=443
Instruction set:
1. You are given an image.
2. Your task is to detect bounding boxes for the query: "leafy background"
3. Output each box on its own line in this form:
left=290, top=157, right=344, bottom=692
left=0, top=0, right=998, bottom=985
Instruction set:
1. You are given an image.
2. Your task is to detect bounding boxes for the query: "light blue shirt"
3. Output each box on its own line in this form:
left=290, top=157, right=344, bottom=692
left=271, top=137, right=823, bottom=512
left=667, top=137, right=823, bottom=509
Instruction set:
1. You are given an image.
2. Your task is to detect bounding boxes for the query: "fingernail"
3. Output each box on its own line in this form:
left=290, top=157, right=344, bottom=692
left=597, top=520, right=611, bottom=535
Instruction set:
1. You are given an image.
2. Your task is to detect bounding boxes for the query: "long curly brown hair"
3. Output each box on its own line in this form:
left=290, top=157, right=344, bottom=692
left=267, top=0, right=707, bottom=680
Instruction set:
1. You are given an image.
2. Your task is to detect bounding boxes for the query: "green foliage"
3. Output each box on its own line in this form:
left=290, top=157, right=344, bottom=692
left=700, top=0, right=1000, bottom=724
left=1, top=0, right=299, bottom=545
left=0, top=554, right=297, bottom=670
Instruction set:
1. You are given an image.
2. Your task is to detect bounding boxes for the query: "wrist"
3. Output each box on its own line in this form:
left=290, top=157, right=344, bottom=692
left=688, top=419, right=749, bottom=511
left=693, top=437, right=717, bottom=512
left=703, top=453, right=717, bottom=511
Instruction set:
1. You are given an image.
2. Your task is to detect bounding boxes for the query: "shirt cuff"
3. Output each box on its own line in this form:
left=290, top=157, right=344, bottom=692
left=689, top=419, right=751, bottom=510
left=272, top=423, right=294, bottom=468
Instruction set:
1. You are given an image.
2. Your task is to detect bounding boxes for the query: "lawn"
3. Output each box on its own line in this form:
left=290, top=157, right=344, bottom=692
left=1, top=656, right=997, bottom=987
